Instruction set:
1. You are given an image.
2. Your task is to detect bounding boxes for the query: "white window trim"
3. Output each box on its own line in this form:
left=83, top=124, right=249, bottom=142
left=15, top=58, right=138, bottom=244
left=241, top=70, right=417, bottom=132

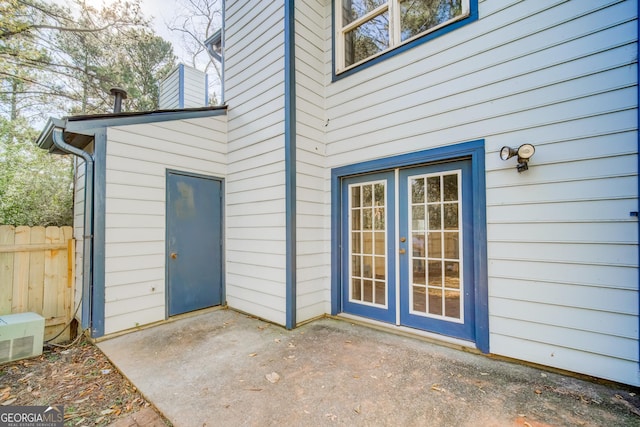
left=335, top=0, right=471, bottom=74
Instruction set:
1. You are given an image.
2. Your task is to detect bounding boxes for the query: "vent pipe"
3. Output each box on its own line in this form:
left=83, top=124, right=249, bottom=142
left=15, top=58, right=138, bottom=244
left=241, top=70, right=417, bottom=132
left=109, top=87, right=127, bottom=113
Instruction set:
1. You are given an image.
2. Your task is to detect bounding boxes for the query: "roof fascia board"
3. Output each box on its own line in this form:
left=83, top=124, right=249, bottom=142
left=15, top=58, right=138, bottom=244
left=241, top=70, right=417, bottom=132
left=65, top=107, right=227, bottom=133
left=36, top=117, right=67, bottom=149
left=37, top=107, right=227, bottom=152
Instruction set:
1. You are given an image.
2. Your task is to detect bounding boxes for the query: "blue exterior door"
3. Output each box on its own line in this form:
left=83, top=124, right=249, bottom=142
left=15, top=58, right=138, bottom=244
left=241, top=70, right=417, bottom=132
left=341, top=171, right=397, bottom=323
left=341, top=159, right=476, bottom=343
left=398, top=160, right=475, bottom=342
left=167, top=171, right=223, bottom=316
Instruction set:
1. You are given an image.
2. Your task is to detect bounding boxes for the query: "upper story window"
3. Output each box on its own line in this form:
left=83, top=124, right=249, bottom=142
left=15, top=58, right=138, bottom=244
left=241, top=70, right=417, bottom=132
left=335, top=0, right=472, bottom=74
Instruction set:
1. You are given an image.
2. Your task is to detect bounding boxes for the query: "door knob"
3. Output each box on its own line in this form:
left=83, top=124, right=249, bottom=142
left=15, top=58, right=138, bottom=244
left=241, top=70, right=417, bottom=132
left=399, top=249, right=406, bottom=254
left=170, top=252, right=178, bottom=259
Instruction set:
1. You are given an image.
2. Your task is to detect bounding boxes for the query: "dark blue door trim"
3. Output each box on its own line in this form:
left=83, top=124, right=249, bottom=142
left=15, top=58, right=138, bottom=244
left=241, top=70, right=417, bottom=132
left=331, top=140, right=489, bottom=353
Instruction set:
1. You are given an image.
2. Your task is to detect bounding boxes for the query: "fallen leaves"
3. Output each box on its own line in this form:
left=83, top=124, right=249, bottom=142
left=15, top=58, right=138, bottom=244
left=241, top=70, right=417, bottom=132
left=0, top=387, right=15, bottom=405
left=0, top=339, right=155, bottom=425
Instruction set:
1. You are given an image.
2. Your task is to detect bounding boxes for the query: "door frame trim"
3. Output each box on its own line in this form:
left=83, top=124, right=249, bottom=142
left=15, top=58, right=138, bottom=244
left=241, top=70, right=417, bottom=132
left=165, top=169, right=225, bottom=319
left=331, top=140, right=489, bottom=353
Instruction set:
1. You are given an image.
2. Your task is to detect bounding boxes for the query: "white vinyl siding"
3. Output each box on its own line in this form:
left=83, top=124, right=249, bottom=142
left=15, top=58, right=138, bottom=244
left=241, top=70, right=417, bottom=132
left=159, top=65, right=208, bottom=109
left=295, top=0, right=331, bottom=322
left=225, top=0, right=288, bottom=325
left=103, top=117, right=227, bottom=335
left=158, top=70, right=180, bottom=109
left=324, top=0, right=638, bottom=386
left=182, top=66, right=208, bottom=108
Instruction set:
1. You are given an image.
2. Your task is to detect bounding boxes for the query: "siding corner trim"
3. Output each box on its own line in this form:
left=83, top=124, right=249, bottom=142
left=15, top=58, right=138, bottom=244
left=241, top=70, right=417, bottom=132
left=285, top=0, right=297, bottom=330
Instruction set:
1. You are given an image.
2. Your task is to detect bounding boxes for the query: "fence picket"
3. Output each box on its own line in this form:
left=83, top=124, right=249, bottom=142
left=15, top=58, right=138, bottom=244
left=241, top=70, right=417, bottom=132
left=0, top=225, right=74, bottom=343
left=12, top=226, right=30, bottom=313
left=0, top=226, right=14, bottom=314
left=43, top=227, right=60, bottom=319
left=28, top=226, right=46, bottom=314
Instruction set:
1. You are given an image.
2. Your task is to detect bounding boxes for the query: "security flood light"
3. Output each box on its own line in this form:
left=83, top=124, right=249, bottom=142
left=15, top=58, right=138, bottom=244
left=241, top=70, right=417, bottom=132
left=500, top=143, right=535, bottom=172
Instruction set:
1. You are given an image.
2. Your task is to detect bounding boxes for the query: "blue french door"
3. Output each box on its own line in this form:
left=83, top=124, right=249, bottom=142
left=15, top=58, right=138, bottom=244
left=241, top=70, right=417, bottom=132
left=341, top=159, right=476, bottom=342
left=341, top=171, right=397, bottom=323
left=398, top=160, right=475, bottom=341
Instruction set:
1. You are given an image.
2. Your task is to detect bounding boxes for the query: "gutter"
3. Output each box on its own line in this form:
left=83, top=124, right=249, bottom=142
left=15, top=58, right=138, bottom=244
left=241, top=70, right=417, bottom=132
left=51, top=127, right=94, bottom=331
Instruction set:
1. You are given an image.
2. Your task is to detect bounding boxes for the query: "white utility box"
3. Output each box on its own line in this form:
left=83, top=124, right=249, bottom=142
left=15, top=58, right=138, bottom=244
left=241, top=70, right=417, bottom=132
left=0, top=312, right=45, bottom=363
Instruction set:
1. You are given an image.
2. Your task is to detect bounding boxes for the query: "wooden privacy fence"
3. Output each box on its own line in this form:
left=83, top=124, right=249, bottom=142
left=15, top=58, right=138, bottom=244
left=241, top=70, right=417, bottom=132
left=0, top=225, right=75, bottom=343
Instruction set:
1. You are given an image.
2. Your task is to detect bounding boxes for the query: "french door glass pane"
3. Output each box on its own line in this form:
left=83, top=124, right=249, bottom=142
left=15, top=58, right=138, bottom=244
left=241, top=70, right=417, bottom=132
left=410, top=171, right=463, bottom=321
left=349, top=181, right=388, bottom=307
left=374, top=232, right=385, bottom=255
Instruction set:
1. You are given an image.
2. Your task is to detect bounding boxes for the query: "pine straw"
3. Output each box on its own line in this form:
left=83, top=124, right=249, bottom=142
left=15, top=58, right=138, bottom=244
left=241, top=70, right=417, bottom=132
left=0, top=337, right=167, bottom=426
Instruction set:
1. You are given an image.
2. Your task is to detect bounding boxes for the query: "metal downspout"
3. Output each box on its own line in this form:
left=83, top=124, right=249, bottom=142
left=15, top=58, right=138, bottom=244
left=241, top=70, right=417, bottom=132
left=51, top=128, right=94, bottom=331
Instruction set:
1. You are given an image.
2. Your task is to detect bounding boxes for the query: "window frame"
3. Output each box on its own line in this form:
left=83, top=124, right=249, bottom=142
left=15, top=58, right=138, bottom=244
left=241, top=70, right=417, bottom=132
left=333, top=0, right=477, bottom=78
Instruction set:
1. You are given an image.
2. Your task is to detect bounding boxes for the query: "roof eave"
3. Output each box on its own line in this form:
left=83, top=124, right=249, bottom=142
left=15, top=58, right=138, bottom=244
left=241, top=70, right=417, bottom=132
left=36, top=105, right=228, bottom=153
left=36, top=117, right=67, bottom=151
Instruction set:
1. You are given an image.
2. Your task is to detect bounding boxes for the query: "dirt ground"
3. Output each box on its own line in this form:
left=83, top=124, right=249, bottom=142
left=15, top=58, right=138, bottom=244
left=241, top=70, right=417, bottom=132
left=0, top=337, right=169, bottom=426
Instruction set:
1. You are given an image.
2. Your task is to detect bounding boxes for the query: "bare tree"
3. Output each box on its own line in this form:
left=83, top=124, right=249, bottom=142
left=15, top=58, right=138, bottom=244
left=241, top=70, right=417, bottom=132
left=167, top=0, right=222, bottom=104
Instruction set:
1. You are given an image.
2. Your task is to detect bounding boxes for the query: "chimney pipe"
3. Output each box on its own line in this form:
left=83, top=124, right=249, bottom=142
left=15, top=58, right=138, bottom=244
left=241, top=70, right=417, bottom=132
left=110, top=87, right=127, bottom=113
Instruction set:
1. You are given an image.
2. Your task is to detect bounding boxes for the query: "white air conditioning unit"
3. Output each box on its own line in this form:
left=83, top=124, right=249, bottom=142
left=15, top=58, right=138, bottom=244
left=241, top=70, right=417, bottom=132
left=0, top=312, right=45, bottom=363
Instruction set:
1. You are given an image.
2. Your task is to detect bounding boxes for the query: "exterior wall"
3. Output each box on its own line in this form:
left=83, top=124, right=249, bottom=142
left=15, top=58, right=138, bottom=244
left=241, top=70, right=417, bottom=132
left=182, top=66, right=209, bottom=108
left=322, top=0, right=638, bottom=385
left=102, top=116, right=227, bottom=335
left=224, top=0, right=288, bottom=325
left=159, top=64, right=208, bottom=109
left=158, top=67, right=181, bottom=109
left=295, top=0, right=330, bottom=322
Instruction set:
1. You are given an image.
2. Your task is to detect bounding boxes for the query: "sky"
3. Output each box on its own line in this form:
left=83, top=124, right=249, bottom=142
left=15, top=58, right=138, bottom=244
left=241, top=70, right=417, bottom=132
left=139, top=0, right=187, bottom=57
left=83, top=0, right=223, bottom=99
left=84, top=0, right=193, bottom=61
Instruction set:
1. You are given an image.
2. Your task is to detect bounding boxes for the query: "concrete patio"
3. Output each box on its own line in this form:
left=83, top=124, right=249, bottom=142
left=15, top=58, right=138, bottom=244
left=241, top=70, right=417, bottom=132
left=98, top=309, right=639, bottom=427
